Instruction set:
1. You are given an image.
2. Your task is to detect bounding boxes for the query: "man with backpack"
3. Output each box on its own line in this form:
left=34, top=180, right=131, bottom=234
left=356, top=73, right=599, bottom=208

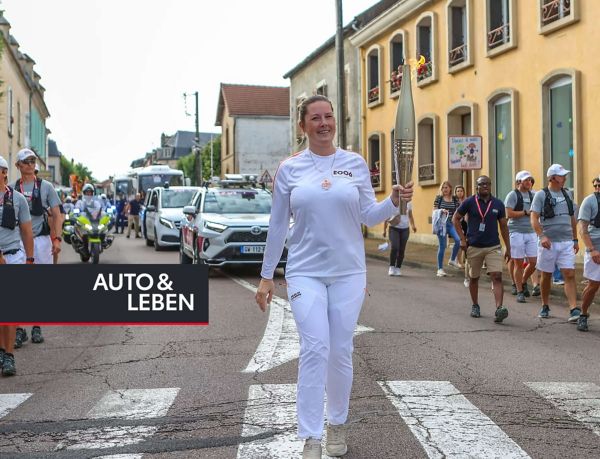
left=504, top=171, right=537, bottom=303
left=575, top=175, right=600, bottom=331
left=530, top=164, right=579, bottom=321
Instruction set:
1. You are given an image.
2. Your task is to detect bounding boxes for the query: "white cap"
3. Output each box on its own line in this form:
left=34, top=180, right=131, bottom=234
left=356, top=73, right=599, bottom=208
left=515, top=170, right=533, bottom=182
left=546, top=163, right=570, bottom=177
left=0, top=155, right=8, bottom=169
left=16, top=148, right=36, bottom=162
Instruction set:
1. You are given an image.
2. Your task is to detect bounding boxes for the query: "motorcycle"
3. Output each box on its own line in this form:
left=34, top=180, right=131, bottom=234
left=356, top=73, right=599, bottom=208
left=69, top=208, right=114, bottom=264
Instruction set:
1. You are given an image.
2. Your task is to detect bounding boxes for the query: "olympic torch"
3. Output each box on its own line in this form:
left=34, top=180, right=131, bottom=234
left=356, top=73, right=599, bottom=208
left=393, top=64, right=415, bottom=215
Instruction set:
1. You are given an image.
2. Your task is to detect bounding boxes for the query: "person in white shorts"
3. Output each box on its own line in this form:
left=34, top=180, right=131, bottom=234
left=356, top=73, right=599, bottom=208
left=530, top=164, right=579, bottom=321
left=255, top=95, right=413, bottom=459
left=576, top=175, right=600, bottom=331
left=0, top=155, right=34, bottom=376
left=504, top=171, right=537, bottom=303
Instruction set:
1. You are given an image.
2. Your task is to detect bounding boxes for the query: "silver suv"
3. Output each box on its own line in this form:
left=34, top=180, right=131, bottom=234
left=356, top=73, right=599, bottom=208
left=179, top=178, right=287, bottom=269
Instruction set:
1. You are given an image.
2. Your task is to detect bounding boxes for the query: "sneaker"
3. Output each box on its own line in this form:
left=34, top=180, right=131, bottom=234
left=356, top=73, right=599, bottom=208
left=436, top=269, right=447, bottom=277
left=577, top=314, right=589, bottom=332
left=326, top=423, right=348, bottom=457
left=494, top=306, right=509, bottom=323
left=538, top=305, right=551, bottom=318
left=388, top=266, right=395, bottom=276
left=2, top=353, right=16, bottom=376
left=568, top=307, right=582, bottom=323
left=31, top=326, right=44, bottom=344
left=470, top=304, right=481, bottom=318
left=531, top=285, right=541, bottom=297
left=448, top=259, right=463, bottom=269
left=393, top=267, right=402, bottom=276
left=14, top=327, right=28, bottom=349
left=523, top=284, right=531, bottom=297
left=511, top=283, right=517, bottom=295
left=516, top=292, right=526, bottom=303
left=553, top=279, right=565, bottom=286
left=464, top=278, right=470, bottom=288
left=302, top=438, right=322, bottom=459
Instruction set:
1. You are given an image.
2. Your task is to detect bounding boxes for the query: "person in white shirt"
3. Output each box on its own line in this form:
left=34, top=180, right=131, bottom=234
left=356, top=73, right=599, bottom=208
left=255, top=95, right=413, bottom=459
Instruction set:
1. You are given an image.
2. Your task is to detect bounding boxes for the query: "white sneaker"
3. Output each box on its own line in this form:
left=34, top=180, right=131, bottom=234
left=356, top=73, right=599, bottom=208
left=464, top=278, right=470, bottom=288
left=436, top=269, right=447, bottom=277
left=303, top=438, right=322, bottom=459
left=326, top=424, right=348, bottom=457
left=448, top=259, right=463, bottom=269
left=388, top=266, right=395, bottom=276
left=393, top=267, right=402, bottom=276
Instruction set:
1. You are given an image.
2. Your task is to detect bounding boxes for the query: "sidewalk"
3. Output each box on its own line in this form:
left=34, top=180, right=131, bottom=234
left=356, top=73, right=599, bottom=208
left=364, top=236, right=587, bottom=299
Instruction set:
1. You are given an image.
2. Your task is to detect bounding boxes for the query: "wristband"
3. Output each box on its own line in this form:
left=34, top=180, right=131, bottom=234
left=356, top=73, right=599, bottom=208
left=26, top=257, right=35, bottom=264
left=573, top=239, right=579, bottom=242
left=52, top=236, right=62, bottom=242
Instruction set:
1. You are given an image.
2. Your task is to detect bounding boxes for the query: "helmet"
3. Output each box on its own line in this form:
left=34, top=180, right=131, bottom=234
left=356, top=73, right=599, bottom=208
left=101, top=193, right=107, bottom=199
left=66, top=196, right=72, bottom=203
left=82, top=183, right=95, bottom=194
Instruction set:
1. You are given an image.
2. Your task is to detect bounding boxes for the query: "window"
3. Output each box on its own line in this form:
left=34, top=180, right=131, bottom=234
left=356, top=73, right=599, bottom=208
left=7, top=87, right=13, bottom=137
left=417, top=115, right=437, bottom=184
left=48, top=165, right=56, bottom=182
left=17, top=101, right=21, bottom=146
left=368, top=133, right=383, bottom=190
left=549, top=77, right=573, bottom=189
left=416, top=13, right=437, bottom=86
left=447, top=0, right=472, bottom=72
left=388, top=31, right=406, bottom=96
left=486, top=0, right=516, bottom=56
left=366, top=45, right=382, bottom=106
left=539, top=0, right=578, bottom=34
left=315, top=80, right=327, bottom=97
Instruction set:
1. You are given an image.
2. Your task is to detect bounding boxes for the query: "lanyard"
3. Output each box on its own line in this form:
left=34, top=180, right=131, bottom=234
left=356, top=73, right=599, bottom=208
left=475, top=196, right=493, bottom=221
left=19, top=179, right=37, bottom=201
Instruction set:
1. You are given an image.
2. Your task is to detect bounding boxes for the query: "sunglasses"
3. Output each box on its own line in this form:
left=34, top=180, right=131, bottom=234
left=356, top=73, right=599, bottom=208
left=476, top=182, right=491, bottom=186
left=21, top=158, right=36, bottom=165
left=594, top=183, right=600, bottom=188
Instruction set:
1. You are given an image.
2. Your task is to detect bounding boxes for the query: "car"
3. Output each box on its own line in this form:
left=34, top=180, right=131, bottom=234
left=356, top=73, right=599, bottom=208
left=179, top=177, right=287, bottom=269
left=143, top=185, right=200, bottom=250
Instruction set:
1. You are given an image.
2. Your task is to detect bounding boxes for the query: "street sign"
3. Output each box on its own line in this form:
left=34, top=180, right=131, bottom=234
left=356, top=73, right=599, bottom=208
left=259, top=170, right=273, bottom=184
left=448, top=135, right=482, bottom=170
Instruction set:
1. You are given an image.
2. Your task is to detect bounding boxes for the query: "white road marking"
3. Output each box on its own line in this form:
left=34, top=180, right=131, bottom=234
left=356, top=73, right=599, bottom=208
left=378, top=380, right=531, bottom=459
left=526, top=382, right=600, bottom=437
left=56, top=388, right=179, bottom=452
left=231, top=276, right=373, bottom=374
left=0, top=393, right=32, bottom=418
left=237, top=384, right=329, bottom=459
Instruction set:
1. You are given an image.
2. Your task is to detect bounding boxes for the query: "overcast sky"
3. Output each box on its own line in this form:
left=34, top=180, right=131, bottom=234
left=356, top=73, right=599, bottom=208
left=2, top=0, right=377, bottom=179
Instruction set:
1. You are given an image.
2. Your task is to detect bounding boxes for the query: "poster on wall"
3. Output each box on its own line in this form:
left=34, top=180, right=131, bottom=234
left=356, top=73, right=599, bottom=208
left=448, top=135, right=483, bottom=170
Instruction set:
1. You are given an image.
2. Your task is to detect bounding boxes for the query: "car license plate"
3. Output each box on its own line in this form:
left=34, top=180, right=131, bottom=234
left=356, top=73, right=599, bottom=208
left=241, top=245, right=265, bottom=254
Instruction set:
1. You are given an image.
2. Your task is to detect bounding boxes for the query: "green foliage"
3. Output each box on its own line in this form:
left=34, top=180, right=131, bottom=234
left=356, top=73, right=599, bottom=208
left=176, top=135, right=221, bottom=185
left=177, top=151, right=197, bottom=185
left=60, top=155, right=95, bottom=186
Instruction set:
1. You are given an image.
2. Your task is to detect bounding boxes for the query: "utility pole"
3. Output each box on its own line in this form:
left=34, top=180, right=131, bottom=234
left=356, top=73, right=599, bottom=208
left=335, top=0, right=347, bottom=149
left=210, top=133, right=214, bottom=178
left=194, top=91, right=202, bottom=185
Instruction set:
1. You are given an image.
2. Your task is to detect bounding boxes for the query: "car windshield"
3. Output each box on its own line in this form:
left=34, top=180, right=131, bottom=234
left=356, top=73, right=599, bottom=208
left=161, top=189, right=196, bottom=208
left=202, top=189, right=272, bottom=214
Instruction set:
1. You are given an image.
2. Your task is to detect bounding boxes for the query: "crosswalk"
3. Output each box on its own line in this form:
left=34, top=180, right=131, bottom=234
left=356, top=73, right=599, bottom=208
left=0, top=382, right=599, bottom=457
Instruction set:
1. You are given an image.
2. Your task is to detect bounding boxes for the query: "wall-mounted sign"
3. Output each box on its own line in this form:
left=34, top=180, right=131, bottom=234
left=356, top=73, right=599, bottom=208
left=448, top=135, right=482, bottom=170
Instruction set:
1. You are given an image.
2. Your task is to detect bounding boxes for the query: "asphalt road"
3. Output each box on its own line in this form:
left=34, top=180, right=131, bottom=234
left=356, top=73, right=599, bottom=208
left=1, top=233, right=599, bottom=458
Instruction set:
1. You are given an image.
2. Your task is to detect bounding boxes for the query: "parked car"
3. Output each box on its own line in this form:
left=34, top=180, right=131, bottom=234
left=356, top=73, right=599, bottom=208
left=143, top=185, right=200, bottom=250
left=179, top=178, right=287, bottom=269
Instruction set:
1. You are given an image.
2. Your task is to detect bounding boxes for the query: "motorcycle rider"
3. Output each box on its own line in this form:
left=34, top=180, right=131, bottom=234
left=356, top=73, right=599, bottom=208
left=76, top=184, right=102, bottom=219
left=13, top=148, right=62, bottom=346
left=0, top=155, right=35, bottom=376
left=63, top=196, right=75, bottom=215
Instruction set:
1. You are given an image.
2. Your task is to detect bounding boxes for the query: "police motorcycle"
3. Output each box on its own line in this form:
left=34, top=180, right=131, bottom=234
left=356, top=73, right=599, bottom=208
left=69, top=185, right=114, bottom=263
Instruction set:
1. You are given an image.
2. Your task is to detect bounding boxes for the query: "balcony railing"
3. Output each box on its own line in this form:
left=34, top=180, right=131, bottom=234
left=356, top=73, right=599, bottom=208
left=369, top=167, right=381, bottom=188
left=542, top=0, right=571, bottom=26
left=416, top=60, right=432, bottom=82
left=390, top=68, right=403, bottom=93
left=448, top=44, right=467, bottom=67
left=488, top=23, right=510, bottom=49
left=418, top=163, right=435, bottom=181
left=368, top=86, right=380, bottom=104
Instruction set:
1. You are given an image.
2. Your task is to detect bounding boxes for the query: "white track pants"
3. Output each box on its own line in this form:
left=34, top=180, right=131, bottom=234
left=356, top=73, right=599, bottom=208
left=286, top=273, right=366, bottom=440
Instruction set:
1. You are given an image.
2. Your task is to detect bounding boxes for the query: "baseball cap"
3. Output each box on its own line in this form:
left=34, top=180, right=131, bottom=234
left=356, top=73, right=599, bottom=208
left=546, top=163, right=570, bottom=177
left=0, top=155, right=8, bottom=169
left=17, top=148, right=36, bottom=162
left=515, top=170, right=532, bottom=182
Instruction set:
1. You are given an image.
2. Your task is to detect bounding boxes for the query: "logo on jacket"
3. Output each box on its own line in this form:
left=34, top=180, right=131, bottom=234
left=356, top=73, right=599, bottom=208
left=291, top=291, right=302, bottom=301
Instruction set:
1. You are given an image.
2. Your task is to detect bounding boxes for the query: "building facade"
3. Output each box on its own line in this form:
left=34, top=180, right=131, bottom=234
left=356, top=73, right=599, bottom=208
left=351, top=0, right=596, bottom=241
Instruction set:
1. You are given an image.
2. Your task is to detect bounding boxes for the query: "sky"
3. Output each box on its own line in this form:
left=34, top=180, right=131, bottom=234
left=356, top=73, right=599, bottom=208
left=2, top=0, right=378, bottom=180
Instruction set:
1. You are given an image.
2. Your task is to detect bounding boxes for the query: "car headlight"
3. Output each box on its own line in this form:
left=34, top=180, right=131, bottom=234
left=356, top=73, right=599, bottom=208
left=204, top=221, right=227, bottom=233
left=159, top=217, right=175, bottom=229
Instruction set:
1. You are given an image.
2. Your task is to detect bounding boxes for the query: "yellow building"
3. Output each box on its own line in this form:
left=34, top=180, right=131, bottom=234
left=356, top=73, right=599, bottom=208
left=350, top=0, right=596, bottom=243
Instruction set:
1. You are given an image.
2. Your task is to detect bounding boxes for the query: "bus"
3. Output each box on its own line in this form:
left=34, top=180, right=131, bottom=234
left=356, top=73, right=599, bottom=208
left=112, top=165, right=185, bottom=199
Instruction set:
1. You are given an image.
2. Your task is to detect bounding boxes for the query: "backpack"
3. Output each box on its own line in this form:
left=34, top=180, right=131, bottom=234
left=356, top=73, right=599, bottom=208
left=0, top=186, right=16, bottom=230
left=542, top=187, right=574, bottom=220
left=14, top=177, right=45, bottom=216
left=513, top=189, right=533, bottom=212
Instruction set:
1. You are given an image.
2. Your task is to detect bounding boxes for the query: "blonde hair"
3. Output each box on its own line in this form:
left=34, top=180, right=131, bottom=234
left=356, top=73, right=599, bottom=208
left=439, top=180, right=453, bottom=195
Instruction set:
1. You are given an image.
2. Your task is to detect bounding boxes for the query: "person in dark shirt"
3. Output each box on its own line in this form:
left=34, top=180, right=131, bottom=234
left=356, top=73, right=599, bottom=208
left=125, top=193, right=142, bottom=238
left=452, top=175, right=511, bottom=323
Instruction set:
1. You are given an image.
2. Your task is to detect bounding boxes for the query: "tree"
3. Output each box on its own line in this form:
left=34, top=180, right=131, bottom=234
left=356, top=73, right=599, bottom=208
left=59, top=155, right=95, bottom=187
left=176, top=135, right=221, bottom=185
